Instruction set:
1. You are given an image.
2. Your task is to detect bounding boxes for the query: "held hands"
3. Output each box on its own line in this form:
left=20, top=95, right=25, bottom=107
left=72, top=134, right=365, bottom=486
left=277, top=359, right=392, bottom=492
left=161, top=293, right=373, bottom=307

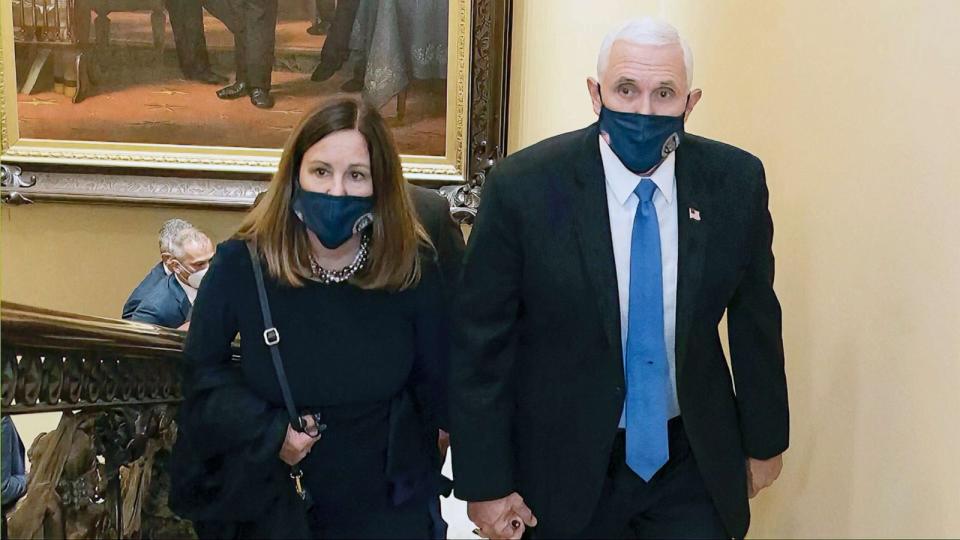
left=746, top=453, right=783, bottom=498
left=279, top=414, right=321, bottom=466
left=468, top=492, right=538, bottom=540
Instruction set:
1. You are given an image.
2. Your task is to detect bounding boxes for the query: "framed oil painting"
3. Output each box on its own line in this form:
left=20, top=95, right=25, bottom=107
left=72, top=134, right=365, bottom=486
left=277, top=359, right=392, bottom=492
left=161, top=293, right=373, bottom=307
left=0, top=0, right=511, bottom=209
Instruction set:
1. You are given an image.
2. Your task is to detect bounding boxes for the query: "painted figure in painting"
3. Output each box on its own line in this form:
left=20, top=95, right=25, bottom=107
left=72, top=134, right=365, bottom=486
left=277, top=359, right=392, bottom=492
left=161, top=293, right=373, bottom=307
left=10, top=0, right=448, bottom=155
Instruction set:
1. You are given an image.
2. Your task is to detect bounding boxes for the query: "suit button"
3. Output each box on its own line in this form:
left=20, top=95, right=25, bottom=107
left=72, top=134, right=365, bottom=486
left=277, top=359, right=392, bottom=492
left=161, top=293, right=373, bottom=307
left=614, top=386, right=622, bottom=395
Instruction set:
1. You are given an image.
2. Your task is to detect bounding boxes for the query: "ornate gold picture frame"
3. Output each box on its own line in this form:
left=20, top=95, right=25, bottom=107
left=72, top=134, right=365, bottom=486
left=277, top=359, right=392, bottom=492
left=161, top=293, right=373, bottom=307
left=0, top=0, right=511, bottom=212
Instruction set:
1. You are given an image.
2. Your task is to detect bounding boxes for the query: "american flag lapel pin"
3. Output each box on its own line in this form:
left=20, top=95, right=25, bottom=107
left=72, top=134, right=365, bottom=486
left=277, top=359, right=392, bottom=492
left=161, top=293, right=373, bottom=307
left=688, top=207, right=701, bottom=221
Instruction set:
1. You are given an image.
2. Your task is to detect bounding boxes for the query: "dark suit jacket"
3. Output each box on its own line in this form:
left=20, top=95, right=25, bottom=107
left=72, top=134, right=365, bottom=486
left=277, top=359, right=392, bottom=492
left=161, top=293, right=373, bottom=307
left=449, top=124, right=788, bottom=538
left=127, top=272, right=192, bottom=328
left=122, top=262, right=166, bottom=319
left=408, top=183, right=466, bottom=299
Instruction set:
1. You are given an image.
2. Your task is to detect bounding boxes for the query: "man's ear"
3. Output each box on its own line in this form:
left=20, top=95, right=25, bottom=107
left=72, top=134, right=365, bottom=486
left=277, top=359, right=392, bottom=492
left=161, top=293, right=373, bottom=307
left=684, top=88, right=703, bottom=122
left=161, top=252, right=177, bottom=273
left=587, top=77, right=603, bottom=116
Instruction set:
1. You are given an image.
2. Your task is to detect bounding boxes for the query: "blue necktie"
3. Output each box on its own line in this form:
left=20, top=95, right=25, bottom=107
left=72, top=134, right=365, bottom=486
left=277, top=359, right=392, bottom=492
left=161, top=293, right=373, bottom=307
left=624, top=178, right=670, bottom=481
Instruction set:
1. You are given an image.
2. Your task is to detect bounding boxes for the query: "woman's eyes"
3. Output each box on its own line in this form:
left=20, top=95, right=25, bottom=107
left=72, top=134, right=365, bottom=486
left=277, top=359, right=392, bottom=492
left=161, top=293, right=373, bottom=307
left=311, top=168, right=367, bottom=180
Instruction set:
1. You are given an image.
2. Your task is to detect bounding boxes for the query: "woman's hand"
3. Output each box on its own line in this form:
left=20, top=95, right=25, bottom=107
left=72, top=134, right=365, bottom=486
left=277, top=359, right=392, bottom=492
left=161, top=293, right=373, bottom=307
left=278, top=414, right=321, bottom=466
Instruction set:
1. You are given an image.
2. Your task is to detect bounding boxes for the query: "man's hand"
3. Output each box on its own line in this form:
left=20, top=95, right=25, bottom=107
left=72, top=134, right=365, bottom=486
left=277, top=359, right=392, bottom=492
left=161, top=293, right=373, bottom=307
left=468, top=492, right=537, bottom=539
left=747, top=454, right=783, bottom=498
left=278, top=415, right=321, bottom=466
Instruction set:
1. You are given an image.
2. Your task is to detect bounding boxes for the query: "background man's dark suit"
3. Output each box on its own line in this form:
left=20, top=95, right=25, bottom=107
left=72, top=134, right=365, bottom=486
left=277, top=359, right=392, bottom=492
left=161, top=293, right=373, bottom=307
left=122, top=262, right=166, bottom=319
left=408, top=184, right=465, bottom=298
left=127, top=272, right=192, bottom=328
left=450, top=124, right=788, bottom=538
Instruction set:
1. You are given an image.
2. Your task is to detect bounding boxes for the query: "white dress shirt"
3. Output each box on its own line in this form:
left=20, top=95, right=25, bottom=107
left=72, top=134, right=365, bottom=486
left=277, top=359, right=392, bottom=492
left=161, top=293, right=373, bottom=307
left=176, top=276, right=198, bottom=304
left=599, top=137, right=681, bottom=422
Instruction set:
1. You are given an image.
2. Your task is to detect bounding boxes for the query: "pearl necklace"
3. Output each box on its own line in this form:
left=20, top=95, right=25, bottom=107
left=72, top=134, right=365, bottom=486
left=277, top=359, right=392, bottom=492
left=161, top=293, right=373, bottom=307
left=308, top=234, right=370, bottom=284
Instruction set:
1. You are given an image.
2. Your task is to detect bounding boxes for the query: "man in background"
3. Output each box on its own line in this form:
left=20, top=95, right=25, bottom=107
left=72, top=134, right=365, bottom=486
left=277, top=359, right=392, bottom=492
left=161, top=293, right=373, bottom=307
left=127, top=227, right=215, bottom=330
left=122, top=219, right=194, bottom=319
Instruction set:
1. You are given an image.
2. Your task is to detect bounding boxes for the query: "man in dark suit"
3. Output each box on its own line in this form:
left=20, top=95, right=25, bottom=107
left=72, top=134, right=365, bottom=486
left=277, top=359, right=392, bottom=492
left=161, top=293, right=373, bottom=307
left=122, top=218, right=194, bottom=319
left=408, top=183, right=465, bottom=300
left=450, top=18, right=788, bottom=539
left=128, top=227, right=215, bottom=329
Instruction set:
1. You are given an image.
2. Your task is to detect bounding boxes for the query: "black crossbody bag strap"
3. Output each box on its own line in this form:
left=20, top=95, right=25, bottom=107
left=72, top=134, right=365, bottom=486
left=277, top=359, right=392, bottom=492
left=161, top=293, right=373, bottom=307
left=245, top=240, right=312, bottom=502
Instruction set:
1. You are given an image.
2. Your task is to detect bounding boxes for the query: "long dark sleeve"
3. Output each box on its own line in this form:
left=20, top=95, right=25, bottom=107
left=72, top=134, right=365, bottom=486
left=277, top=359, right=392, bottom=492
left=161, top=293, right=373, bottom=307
left=449, top=165, right=523, bottom=502
left=410, top=261, right=451, bottom=434
left=727, top=164, right=789, bottom=460
left=178, top=242, right=288, bottom=465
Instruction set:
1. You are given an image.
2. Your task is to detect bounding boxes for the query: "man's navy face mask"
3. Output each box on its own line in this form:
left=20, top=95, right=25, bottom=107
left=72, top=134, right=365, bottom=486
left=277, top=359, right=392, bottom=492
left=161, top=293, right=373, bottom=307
left=291, top=172, right=374, bottom=249
left=597, top=90, right=688, bottom=174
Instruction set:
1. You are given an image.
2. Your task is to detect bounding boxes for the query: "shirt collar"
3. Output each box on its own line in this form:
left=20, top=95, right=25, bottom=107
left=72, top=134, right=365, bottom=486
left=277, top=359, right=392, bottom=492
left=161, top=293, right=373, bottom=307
left=599, top=135, right=676, bottom=206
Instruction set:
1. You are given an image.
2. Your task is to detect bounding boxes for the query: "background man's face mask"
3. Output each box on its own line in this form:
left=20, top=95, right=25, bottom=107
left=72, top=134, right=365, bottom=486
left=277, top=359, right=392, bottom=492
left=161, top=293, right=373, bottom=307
left=598, top=92, right=688, bottom=174
left=175, top=261, right=207, bottom=289
left=185, top=266, right=207, bottom=289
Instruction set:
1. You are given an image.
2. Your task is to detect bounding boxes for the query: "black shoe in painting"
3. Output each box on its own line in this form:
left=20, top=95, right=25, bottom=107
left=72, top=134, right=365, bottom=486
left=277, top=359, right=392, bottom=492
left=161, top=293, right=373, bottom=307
left=250, top=88, right=275, bottom=109
left=217, top=81, right=248, bottom=99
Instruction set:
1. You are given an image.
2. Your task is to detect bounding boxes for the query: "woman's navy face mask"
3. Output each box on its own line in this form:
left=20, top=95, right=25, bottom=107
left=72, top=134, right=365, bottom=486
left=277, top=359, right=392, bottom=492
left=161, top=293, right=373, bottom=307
left=291, top=171, right=374, bottom=249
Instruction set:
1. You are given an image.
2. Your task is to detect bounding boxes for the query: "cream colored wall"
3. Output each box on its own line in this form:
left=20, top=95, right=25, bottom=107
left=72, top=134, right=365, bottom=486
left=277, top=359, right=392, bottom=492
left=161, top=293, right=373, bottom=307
left=509, top=0, right=960, bottom=537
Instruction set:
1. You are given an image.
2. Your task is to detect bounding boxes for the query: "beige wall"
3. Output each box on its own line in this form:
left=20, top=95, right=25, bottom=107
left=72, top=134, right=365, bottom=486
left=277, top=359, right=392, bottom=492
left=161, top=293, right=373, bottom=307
left=4, top=0, right=960, bottom=536
left=509, top=0, right=960, bottom=537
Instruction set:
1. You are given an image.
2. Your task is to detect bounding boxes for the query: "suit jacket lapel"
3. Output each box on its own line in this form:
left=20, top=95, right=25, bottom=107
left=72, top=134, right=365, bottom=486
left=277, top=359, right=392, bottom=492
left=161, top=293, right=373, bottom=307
left=570, top=124, right=624, bottom=375
left=674, top=138, right=709, bottom=381
left=173, top=281, right=192, bottom=323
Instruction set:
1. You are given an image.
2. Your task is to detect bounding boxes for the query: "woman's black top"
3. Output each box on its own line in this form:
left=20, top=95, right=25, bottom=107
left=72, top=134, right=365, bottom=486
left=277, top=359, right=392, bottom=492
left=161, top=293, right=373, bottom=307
left=173, top=239, right=449, bottom=520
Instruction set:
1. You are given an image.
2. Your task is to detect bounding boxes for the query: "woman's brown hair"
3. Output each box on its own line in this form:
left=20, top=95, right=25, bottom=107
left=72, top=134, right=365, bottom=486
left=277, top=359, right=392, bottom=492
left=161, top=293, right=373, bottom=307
left=236, top=98, right=429, bottom=291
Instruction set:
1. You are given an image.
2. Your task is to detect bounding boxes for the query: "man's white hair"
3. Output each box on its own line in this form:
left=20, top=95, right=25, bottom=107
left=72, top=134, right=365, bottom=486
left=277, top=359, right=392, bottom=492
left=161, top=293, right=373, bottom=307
left=597, top=17, right=694, bottom=89
left=169, top=227, right=211, bottom=260
left=158, top=218, right=193, bottom=254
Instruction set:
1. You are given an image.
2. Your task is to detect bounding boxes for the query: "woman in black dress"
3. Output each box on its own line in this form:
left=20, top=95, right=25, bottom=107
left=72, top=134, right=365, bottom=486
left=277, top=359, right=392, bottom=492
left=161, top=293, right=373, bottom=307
left=170, top=98, right=449, bottom=539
